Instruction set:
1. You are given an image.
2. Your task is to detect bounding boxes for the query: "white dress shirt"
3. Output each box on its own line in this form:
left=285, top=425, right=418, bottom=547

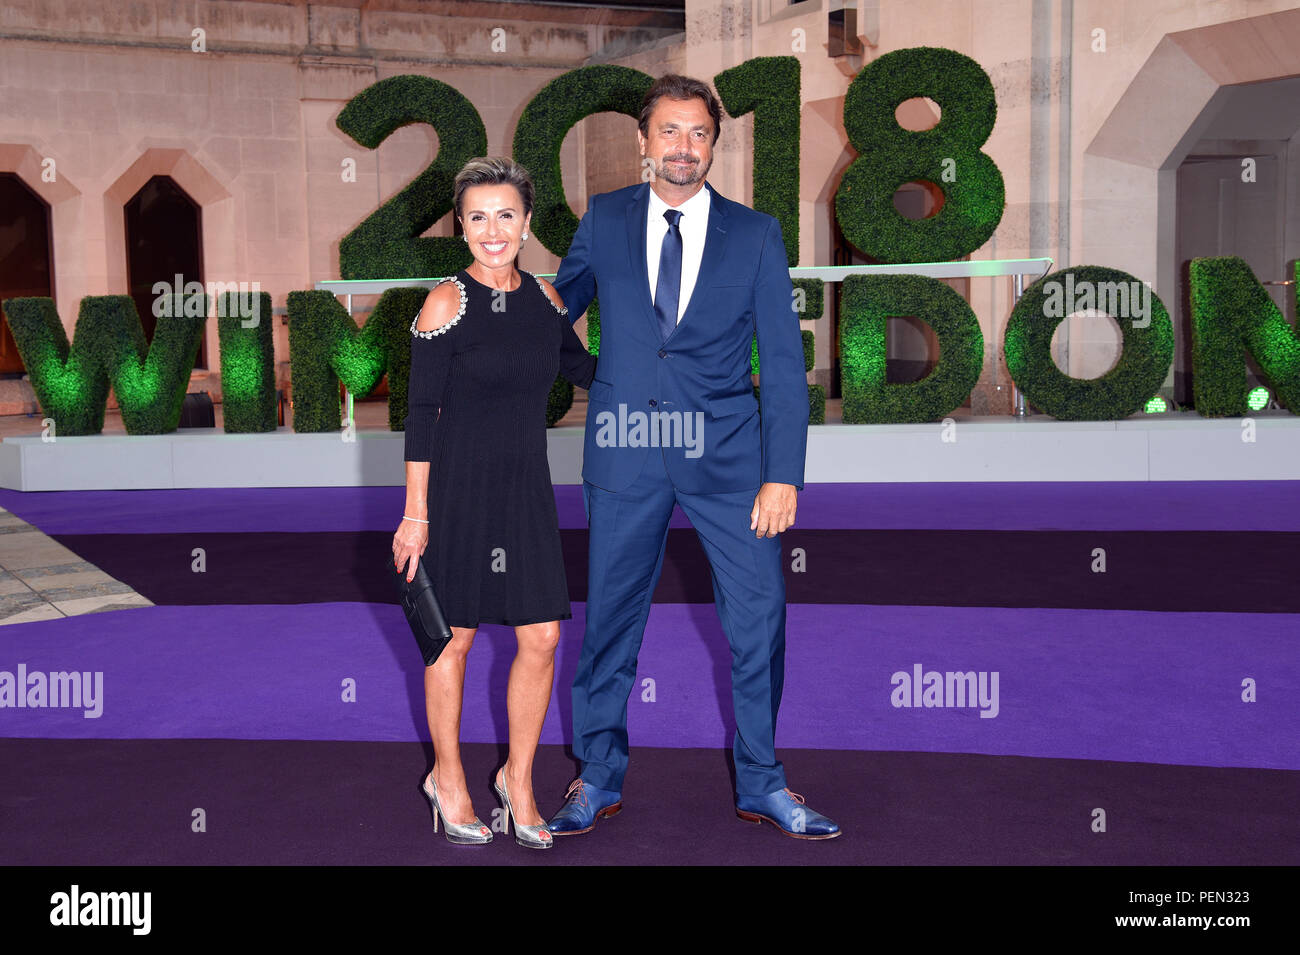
left=646, top=184, right=711, bottom=325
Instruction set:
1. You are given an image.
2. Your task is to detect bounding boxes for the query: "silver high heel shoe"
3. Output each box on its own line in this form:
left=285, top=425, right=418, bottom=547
left=494, top=768, right=553, bottom=849
left=421, top=771, right=492, bottom=845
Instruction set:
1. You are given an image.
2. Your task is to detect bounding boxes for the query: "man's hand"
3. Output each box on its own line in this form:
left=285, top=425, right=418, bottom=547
left=750, top=482, right=797, bottom=538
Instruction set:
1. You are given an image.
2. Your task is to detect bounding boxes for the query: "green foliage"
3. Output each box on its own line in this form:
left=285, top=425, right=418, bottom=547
left=792, top=278, right=823, bottom=320
left=835, top=47, right=1005, bottom=263
left=585, top=297, right=600, bottom=356
left=547, top=375, right=574, bottom=426
left=286, top=286, right=428, bottom=433
left=717, top=57, right=822, bottom=406
left=1189, top=256, right=1300, bottom=415
left=3, top=297, right=105, bottom=435
left=808, top=383, right=826, bottom=425
left=512, top=65, right=654, bottom=258
left=714, top=56, right=801, bottom=265
left=3, top=294, right=204, bottom=435
left=1004, top=266, right=1175, bottom=420
left=839, top=274, right=984, bottom=423
left=216, top=291, right=277, bottom=432
left=336, top=75, right=487, bottom=279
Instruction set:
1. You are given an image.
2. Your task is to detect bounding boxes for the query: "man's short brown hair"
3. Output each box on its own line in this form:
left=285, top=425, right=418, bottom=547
left=638, top=74, right=723, bottom=145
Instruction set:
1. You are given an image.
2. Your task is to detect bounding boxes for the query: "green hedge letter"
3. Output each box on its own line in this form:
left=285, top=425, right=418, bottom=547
left=512, top=64, right=652, bottom=419
left=1189, top=256, right=1300, bottom=415
left=1004, top=266, right=1174, bottom=420
left=216, top=291, right=277, bottom=433
left=835, top=47, right=1005, bottom=263
left=336, top=75, right=488, bottom=280
left=286, top=287, right=428, bottom=433
left=839, top=274, right=984, bottom=423
left=716, top=55, right=825, bottom=423
left=513, top=64, right=653, bottom=258
left=3, top=294, right=204, bottom=435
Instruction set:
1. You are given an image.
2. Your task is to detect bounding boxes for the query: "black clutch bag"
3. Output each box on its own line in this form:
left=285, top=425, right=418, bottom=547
left=388, top=553, right=454, bottom=666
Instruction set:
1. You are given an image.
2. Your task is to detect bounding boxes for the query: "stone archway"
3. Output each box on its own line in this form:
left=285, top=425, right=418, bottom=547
left=0, top=144, right=81, bottom=411
left=1083, top=8, right=1300, bottom=392
left=104, top=148, right=233, bottom=371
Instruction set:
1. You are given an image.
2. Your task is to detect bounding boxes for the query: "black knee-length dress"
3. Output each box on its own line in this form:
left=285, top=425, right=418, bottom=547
left=403, top=268, right=595, bottom=628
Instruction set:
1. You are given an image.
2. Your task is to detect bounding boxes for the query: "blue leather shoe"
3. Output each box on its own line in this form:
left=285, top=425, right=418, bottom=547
left=736, top=788, right=841, bottom=840
left=546, top=777, right=622, bottom=835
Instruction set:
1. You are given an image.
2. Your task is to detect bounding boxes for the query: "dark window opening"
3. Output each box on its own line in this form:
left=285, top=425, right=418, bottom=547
left=0, top=172, right=54, bottom=375
left=125, top=175, right=206, bottom=368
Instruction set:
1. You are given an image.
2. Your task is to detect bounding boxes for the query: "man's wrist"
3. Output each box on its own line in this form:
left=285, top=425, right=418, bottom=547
left=761, top=480, right=801, bottom=492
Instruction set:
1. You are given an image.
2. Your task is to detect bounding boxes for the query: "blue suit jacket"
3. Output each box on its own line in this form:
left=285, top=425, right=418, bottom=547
left=555, top=181, right=808, bottom=494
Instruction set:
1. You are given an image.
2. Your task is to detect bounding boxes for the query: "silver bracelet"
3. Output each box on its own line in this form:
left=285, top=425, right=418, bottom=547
left=402, top=516, right=429, bottom=524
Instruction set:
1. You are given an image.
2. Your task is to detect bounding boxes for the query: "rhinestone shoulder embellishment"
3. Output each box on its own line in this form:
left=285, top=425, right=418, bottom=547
left=532, top=273, right=568, bottom=315
left=410, top=276, right=468, bottom=338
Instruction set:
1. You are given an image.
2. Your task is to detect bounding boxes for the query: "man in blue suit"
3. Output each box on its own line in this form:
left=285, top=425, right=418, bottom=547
left=547, top=75, right=839, bottom=840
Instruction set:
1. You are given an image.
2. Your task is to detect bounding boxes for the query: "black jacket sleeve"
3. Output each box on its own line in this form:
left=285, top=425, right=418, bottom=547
left=559, top=313, right=597, bottom=390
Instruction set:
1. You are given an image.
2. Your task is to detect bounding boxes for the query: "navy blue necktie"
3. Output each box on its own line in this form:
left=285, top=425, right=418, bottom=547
left=654, top=208, right=683, bottom=341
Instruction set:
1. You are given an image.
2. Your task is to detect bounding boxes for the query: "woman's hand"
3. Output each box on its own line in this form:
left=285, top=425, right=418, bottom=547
left=398, top=461, right=432, bottom=580
left=393, top=517, right=429, bottom=582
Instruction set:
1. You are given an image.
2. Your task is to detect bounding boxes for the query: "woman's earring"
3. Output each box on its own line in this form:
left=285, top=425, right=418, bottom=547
left=462, top=234, right=468, bottom=242
left=522, top=232, right=529, bottom=240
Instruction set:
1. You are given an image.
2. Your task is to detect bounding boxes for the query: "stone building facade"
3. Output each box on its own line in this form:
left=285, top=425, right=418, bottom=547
left=2, top=0, right=1299, bottom=417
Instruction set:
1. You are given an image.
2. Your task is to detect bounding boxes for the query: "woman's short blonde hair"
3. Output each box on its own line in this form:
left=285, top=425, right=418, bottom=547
left=453, top=156, right=535, bottom=221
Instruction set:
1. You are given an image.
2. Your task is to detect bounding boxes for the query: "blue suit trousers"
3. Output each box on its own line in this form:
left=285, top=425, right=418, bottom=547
left=573, top=447, right=788, bottom=796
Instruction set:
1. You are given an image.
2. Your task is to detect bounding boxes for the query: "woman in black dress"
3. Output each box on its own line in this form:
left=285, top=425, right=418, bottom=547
left=392, top=157, right=595, bottom=848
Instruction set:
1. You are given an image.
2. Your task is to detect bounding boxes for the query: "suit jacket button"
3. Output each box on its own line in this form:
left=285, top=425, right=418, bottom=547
left=648, top=398, right=657, bottom=407
left=658, top=349, right=667, bottom=358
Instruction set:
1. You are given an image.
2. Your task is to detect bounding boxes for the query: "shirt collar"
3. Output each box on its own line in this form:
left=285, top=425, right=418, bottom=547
left=647, top=181, right=711, bottom=224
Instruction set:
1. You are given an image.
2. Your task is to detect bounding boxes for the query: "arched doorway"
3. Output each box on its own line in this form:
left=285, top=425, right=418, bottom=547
left=1172, top=77, right=1300, bottom=405
left=1085, top=8, right=1300, bottom=409
left=0, top=172, right=54, bottom=374
left=124, top=175, right=206, bottom=368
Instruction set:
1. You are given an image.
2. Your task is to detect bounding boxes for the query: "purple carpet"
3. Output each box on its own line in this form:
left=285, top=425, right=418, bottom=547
left=1, top=739, right=1295, bottom=865
left=49, top=528, right=1300, bottom=612
left=3, top=481, right=1297, bottom=866
left=2, top=601, right=1295, bottom=769
left=5, top=481, right=1300, bottom=533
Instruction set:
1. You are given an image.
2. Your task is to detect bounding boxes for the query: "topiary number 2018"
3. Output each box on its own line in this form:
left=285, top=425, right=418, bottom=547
left=835, top=47, right=1006, bottom=264
left=336, top=75, right=488, bottom=280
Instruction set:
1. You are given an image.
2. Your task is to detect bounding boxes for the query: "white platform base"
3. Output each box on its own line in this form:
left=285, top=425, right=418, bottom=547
left=1, top=414, right=1297, bottom=491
